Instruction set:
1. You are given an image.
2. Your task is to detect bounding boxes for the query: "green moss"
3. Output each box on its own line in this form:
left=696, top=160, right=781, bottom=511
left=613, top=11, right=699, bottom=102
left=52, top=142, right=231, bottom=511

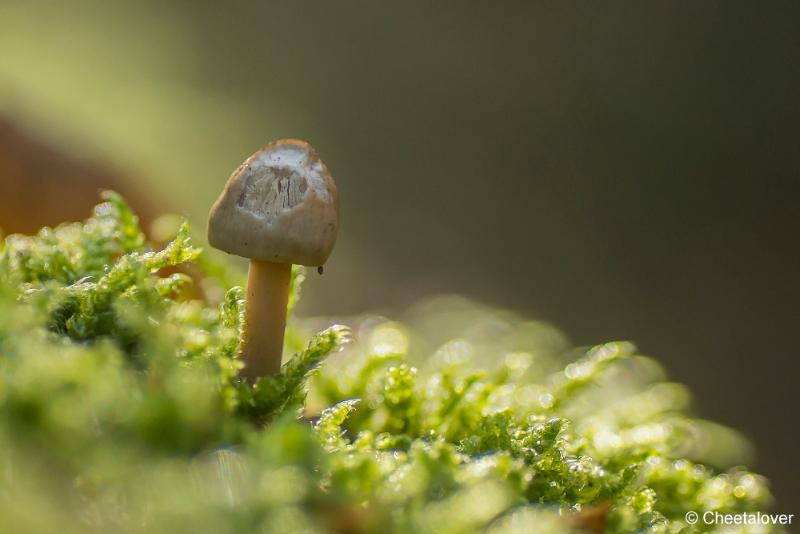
left=0, top=193, right=778, bottom=533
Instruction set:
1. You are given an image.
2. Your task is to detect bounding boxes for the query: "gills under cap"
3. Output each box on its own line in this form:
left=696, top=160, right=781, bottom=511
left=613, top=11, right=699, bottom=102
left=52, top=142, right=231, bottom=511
left=207, top=139, right=338, bottom=266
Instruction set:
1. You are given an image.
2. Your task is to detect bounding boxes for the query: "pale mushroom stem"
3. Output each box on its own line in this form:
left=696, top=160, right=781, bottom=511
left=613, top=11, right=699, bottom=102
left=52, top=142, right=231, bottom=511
left=241, top=260, right=292, bottom=380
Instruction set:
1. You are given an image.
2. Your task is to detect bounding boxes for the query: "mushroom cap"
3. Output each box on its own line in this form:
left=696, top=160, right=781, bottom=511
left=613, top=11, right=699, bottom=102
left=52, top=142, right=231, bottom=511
left=207, top=139, right=338, bottom=266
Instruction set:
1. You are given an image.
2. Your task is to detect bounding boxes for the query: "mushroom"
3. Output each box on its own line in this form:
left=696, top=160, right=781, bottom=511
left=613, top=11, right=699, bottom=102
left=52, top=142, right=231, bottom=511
left=207, top=139, right=338, bottom=380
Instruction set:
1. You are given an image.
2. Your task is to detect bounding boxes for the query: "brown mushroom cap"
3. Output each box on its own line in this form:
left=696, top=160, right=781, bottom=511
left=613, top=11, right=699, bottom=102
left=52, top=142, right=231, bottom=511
left=207, top=139, right=338, bottom=266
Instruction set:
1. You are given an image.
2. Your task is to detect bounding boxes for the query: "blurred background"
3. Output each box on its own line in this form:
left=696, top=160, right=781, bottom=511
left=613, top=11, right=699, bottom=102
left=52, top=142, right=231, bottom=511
left=1, top=1, right=797, bottom=510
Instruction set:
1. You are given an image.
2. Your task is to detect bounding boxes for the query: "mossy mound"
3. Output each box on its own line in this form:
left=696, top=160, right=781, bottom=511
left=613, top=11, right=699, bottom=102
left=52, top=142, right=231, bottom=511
left=0, top=193, right=776, bottom=533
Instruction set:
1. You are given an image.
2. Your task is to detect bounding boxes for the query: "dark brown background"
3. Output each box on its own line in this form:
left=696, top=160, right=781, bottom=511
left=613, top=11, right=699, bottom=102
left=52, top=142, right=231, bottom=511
left=1, top=1, right=797, bottom=511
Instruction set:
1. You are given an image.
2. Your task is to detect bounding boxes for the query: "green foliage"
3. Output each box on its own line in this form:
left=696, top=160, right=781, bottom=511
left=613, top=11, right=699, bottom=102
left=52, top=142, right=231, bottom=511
left=0, top=194, right=779, bottom=533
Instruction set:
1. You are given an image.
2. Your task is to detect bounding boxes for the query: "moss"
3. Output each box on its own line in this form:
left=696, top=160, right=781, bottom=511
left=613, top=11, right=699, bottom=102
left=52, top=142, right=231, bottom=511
left=0, top=193, right=778, bottom=533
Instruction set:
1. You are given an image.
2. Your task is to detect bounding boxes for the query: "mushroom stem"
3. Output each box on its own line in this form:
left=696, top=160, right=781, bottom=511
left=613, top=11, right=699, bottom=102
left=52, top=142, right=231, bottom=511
left=241, top=260, right=292, bottom=380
